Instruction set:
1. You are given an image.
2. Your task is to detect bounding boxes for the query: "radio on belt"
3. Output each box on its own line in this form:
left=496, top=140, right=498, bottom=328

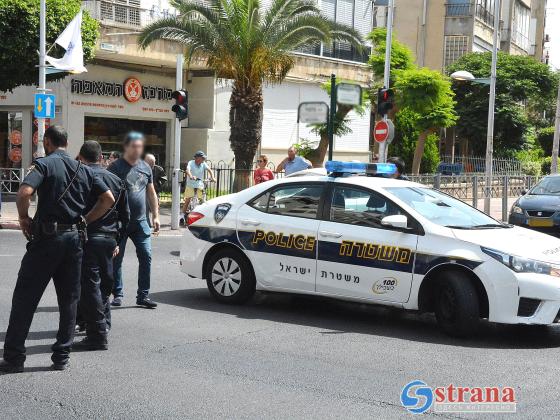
left=325, top=160, right=397, bottom=177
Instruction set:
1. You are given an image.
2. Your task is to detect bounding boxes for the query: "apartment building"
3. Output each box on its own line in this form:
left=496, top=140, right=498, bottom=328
left=0, top=0, right=377, bottom=174
left=384, top=0, right=548, bottom=71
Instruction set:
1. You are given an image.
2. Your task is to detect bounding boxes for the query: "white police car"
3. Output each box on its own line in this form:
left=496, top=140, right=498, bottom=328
left=180, top=161, right=560, bottom=336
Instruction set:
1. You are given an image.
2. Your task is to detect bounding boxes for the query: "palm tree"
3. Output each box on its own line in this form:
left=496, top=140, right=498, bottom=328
left=139, top=0, right=363, bottom=187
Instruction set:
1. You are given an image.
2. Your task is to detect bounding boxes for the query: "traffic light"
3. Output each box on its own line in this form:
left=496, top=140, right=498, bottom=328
left=377, top=87, right=394, bottom=117
left=171, top=89, right=188, bottom=120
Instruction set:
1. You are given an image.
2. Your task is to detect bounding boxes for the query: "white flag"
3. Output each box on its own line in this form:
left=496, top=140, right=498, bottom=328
left=46, top=11, right=87, bottom=73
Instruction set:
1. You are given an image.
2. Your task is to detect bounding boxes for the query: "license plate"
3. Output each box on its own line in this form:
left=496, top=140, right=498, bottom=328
left=528, top=218, right=554, bottom=227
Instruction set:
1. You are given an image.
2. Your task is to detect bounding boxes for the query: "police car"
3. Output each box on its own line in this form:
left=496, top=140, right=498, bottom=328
left=180, top=161, right=560, bottom=337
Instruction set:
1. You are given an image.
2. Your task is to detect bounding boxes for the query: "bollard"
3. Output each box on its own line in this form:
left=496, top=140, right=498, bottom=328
left=434, top=173, right=441, bottom=190
left=502, top=176, right=509, bottom=222
left=472, top=175, right=478, bottom=209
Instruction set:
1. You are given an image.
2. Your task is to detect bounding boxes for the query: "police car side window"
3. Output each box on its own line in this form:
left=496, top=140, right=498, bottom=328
left=249, top=192, right=270, bottom=212
left=267, top=185, right=322, bottom=219
left=330, top=186, right=402, bottom=229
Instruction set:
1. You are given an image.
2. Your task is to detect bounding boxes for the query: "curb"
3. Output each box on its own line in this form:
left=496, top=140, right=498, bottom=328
left=0, top=221, right=20, bottom=230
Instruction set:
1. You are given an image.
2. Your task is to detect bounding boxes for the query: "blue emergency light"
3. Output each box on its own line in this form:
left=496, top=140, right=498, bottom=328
left=325, top=160, right=397, bottom=176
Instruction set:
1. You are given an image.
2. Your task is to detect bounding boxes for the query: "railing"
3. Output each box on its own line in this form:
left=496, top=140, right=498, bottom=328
left=439, top=155, right=522, bottom=175
left=475, top=4, right=494, bottom=27
left=446, top=3, right=473, bottom=17
left=0, top=168, right=24, bottom=194
left=511, top=29, right=531, bottom=52
left=82, top=0, right=178, bottom=28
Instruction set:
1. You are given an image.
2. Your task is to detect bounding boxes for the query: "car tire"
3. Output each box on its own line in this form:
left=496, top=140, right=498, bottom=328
left=434, top=271, right=480, bottom=337
left=204, top=248, right=256, bottom=304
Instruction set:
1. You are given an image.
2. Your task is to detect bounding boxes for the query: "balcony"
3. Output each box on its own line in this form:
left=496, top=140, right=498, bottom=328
left=82, top=0, right=178, bottom=29
left=475, top=4, right=494, bottom=27
left=445, top=3, right=473, bottom=17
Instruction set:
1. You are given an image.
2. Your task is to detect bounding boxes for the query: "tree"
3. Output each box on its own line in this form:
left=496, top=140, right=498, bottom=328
left=305, top=78, right=368, bottom=167
left=0, top=0, right=98, bottom=92
left=139, top=0, right=362, bottom=188
left=447, top=52, right=558, bottom=156
left=368, top=28, right=456, bottom=174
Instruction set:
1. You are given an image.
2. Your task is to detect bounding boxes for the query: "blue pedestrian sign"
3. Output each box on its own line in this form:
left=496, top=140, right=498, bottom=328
left=34, top=93, right=56, bottom=119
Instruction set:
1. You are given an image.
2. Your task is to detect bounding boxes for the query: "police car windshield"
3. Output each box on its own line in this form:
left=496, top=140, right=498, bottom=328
left=386, top=187, right=504, bottom=229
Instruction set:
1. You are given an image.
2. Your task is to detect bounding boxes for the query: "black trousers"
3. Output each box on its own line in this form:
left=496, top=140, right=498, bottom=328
left=3, top=231, right=83, bottom=365
left=79, top=235, right=117, bottom=340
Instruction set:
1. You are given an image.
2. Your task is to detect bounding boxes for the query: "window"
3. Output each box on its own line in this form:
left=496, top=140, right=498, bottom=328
left=476, top=0, right=495, bottom=27
left=249, top=184, right=323, bottom=219
left=329, top=186, right=403, bottom=228
left=444, top=36, right=469, bottom=67
left=512, top=1, right=531, bottom=51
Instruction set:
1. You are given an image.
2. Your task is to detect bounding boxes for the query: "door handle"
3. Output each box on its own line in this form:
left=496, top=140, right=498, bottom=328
left=319, top=230, right=342, bottom=238
left=241, top=219, right=261, bottom=226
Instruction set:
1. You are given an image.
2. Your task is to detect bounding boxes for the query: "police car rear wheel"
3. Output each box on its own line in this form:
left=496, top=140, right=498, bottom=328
left=205, top=249, right=255, bottom=304
left=434, top=272, right=479, bottom=337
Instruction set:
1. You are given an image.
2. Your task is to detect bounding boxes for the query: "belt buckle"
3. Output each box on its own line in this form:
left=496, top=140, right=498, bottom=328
left=42, top=222, right=58, bottom=236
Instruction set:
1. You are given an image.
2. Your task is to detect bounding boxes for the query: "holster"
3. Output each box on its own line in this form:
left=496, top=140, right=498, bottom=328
left=30, top=221, right=58, bottom=240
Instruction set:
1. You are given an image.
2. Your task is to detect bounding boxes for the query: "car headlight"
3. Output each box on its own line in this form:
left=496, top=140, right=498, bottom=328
left=511, top=205, right=524, bottom=215
left=481, top=247, right=560, bottom=277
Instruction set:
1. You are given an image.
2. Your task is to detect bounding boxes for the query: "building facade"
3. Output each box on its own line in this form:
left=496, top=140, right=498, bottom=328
left=0, top=0, right=376, bottom=179
left=386, top=0, right=548, bottom=71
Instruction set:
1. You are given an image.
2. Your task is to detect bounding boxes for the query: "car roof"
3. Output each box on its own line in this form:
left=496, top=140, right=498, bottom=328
left=271, top=175, right=426, bottom=189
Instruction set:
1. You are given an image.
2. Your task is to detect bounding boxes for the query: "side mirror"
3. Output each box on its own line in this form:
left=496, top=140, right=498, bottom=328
left=381, top=214, right=409, bottom=229
left=521, top=189, right=527, bottom=196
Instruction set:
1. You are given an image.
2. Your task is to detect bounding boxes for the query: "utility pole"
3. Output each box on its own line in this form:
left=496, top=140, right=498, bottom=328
left=327, top=73, right=336, bottom=161
left=379, top=0, right=394, bottom=163
left=171, top=54, right=184, bottom=230
left=37, top=0, right=47, bottom=158
left=484, top=0, right=501, bottom=215
left=551, top=81, right=560, bottom=174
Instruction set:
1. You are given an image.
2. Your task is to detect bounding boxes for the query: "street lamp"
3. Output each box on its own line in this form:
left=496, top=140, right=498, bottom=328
left=450, top=0, right=501, bottom=216
left=450, top=71, right=490, bottom=85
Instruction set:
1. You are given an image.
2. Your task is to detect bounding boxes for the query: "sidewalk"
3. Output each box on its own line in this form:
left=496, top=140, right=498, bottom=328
left=1, top=193, right=512, bottom=231
left=0, top=195, right=180, bottom=235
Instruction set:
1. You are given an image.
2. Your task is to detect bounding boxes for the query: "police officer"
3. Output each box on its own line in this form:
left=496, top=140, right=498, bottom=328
left=74, top=141, right=129, bottom=350
left=0, top=126, right=115, bottom=373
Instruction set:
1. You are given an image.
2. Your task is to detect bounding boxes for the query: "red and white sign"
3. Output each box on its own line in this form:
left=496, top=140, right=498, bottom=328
left=124, top=77, right=142, bottom=103
left=373, top=119, right=395, bottom=144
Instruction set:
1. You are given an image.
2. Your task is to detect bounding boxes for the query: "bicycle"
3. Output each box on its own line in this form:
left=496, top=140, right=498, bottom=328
left=179, top=176, right=213, bottom=227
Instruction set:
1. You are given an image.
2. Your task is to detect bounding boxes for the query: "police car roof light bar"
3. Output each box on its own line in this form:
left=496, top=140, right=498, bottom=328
left=325, top=161, right=397, bottom=177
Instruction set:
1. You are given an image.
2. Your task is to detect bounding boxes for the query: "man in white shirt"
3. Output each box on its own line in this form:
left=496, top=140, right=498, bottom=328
left=180, top=151, right=216, bottom=225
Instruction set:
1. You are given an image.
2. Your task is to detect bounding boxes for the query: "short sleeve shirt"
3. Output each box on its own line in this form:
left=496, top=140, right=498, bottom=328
left=23, top=149, right=109, bottom=223
left=109, top=158, right=152, bottom=222
left=186, top=160, right=208, bottom=190
left=253, top=168, right=274, bottom=184
left=284, top=156, right=311, bottom=176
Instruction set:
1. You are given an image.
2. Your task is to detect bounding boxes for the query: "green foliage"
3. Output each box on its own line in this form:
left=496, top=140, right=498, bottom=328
left=447, top=52, right=558, bottom=156
left=536, top=126, right=556, bottom=155
left=293, top=138, right=318, bottom=159
left=367, top=28, right=414, bottom=83
left=0, top=0, right=98, bottom=92
left=541, top=157, right=560, bottom=175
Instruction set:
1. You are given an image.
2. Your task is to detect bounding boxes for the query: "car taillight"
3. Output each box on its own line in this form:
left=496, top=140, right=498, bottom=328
left=187, top=212, right=204, bottom=226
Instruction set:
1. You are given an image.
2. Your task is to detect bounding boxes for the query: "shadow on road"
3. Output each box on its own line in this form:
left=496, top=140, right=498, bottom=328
left=0, top=330, right=58, bottom=341
left=150, top=288, right=560, bottom=350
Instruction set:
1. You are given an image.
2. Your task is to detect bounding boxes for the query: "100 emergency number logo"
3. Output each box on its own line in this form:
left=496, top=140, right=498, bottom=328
left=400, top=380, right=517, bottom=414
left=372, top=277, right=398, bottom=295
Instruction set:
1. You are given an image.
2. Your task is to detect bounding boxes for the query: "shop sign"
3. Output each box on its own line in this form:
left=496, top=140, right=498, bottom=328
left=71, top=78, right=173, bottom=102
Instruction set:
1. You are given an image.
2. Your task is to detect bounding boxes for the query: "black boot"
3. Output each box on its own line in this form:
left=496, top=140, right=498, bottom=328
left=73, top=335, right=108, bottom=351
left=0, top=360, right=24, bottom=374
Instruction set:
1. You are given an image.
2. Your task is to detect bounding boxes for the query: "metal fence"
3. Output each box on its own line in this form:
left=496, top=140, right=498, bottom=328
left=439, top=155, right=523, bottom=175
left=82, top=0, right=178, bottom=29
left=445, top=2, right=472, bottom=17
left=0, top=168, right=24, bottom=194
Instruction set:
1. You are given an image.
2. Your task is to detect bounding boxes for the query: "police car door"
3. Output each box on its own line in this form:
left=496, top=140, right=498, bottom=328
left=316, top=183, right=419, bottom=303
left=236, top=182, right=324, bottom=292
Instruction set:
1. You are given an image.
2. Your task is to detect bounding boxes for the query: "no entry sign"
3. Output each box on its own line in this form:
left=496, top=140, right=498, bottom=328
left=374, top=119, right=395, bottom=143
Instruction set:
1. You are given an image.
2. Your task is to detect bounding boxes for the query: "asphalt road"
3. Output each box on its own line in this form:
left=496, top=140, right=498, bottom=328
left=1, top=230, right=560, bottom=419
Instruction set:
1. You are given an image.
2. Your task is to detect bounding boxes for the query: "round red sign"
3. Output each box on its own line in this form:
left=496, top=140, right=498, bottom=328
left=374, top=120, right=389, bottom=143
left=124, top=77, right=142, bottom=103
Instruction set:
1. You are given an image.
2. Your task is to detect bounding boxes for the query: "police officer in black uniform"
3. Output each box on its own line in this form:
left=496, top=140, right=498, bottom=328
left=0, top=126, right=115, bottom=373
left=74, top=141, right=129, bottom=350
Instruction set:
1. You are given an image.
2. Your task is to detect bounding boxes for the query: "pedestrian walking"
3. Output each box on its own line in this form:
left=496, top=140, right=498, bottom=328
left=108, top=132, right=159, bottom=309
left=180, top=151, right=216, bottom=225
left=276, top=146, right=312, bottom=176
left=74, top=141, right=129, bottom=351
left=253, top=155, right=274, bottom=184
left=0, top=126, right=115, bottom=373
left=144, top=153, right=167, bottom=225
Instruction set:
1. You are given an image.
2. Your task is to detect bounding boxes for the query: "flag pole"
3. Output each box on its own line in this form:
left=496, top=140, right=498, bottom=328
left=37, top=0, right=47, bottom=158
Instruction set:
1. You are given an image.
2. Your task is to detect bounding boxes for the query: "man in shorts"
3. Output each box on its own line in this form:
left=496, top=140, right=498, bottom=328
left=180, top=151, right=216, bottom=226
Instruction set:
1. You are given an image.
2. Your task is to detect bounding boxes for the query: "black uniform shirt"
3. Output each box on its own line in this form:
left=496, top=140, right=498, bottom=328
left=84, top=164, right=130, bottom=236
left=23, top=149, right=109, bottom=224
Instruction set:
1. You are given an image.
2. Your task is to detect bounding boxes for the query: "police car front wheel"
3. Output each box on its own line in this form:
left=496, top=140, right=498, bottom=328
left=434, top=272, right=480, bottom=337
left=205, top=249, right=256, bottom=304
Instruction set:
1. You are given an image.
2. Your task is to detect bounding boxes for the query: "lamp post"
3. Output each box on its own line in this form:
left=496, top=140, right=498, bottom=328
left=449, top=0, right=500, bottom=215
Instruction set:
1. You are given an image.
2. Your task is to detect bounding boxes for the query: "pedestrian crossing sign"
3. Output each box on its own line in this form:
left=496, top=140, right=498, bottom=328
left=34, top=93, right=56, bottom=119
